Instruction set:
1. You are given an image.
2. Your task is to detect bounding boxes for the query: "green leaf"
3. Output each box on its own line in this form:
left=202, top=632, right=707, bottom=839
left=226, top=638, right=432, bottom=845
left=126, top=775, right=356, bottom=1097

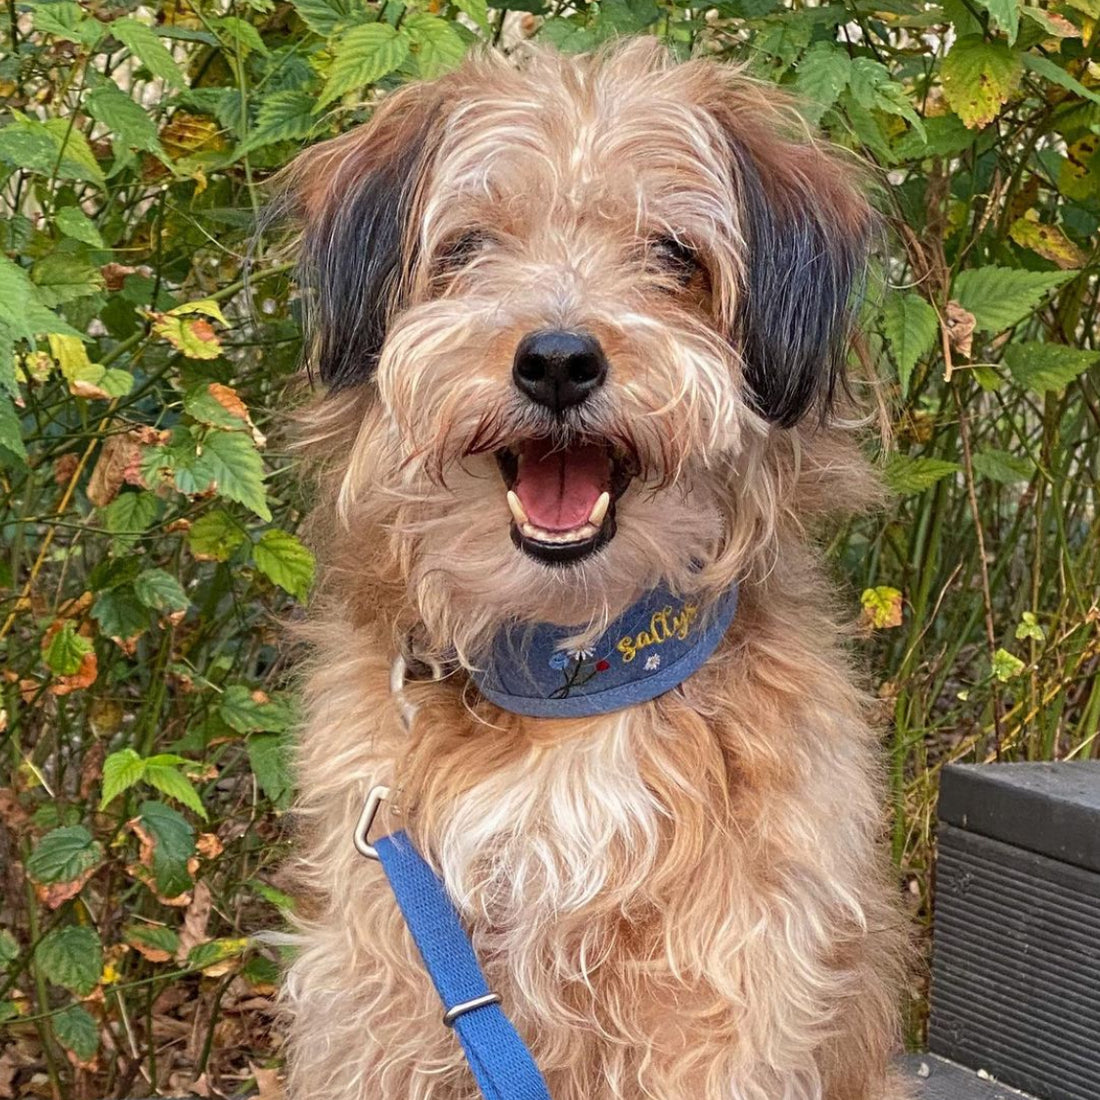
left=320, top=24, right=411, bottom=107
left=138, top=800, right=196, bottom=897
left=971, top=448, right=1034, bottom=484
left=593, top=0, right=660, bottom=36
left=895, top=114, right=976, bottom=160
left=53, top=1004, right=100, bottom=1063
left=1016, top=611, right=1046, bottom=642
left=36, top=926, right=102, bottom=995
left=216, top=15, right=270, bottom=55
left=102, top=492, right=159, bottom=539
left=941, top=37, right=1023, bottom=129
left=0, top=396, right=27, bottom=466
left=85, top=83, right=164, bottom=154
left=55, top=207, right=105, bottom=249
left=0, top=254, right=82, bottom=342
left=453, top=0, right=490, bottom=33
left=188, top=509, right=247, bottom=561
left=248, top=733, right=294, bottom=810
left=100, top=748, right=147, bottom=809
left=253, top=528, right=315, bottom=602
left=1023, top=53, right=1100, bottom=107
left=30, top=0, right=104, bottom=46
left=220, top=684, right=295, bottom=734
left=124, top=922, right=180, bottom=961
left=884, top=455, right=960, bottom=495
left=42, top=119, right=107, bottom=186
left=291, top=0, right=352, bottom=35
left=25, top=826, right=102, bottom=885
left=992, top=647, right=1026, bottom=682
left=92, top=585, right=150, bottom=639
left=793, top=44, right=850, bottom=124
left=975, top=0, right=1021, bottom=44
left=144, top=765, right=208, bottom=820
left=0, top=929, right=19, bottom=967
left=134, top=568, right=190, bottom=614
left=405, top=14, right=466, bottom=78
left=0, top=114, right=106, bottom=186
left=245, top=90, right=318, bottom=149
left=32, top=253, right=105, bottom=308
left=1003, top=342, right=1099, bottom=392
left=881, top=292, right=938, bottom=391
left=194, top=429, right=271, bottom=521
left=111, top=18, right=185, bottom=88
left=0, top=116, right=100, bottom=187
left=44, top=621, right=93, bottom=676
left=951, top=267, right=1072, bottom=332
left=847, top=57, right=925, bottom=138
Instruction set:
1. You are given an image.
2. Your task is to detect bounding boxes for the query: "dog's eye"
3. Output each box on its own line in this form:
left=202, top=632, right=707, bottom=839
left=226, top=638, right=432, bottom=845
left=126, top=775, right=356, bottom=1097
left=646, top=236, right=701, bottom=284
left=436, top=230, right=496, bottom=275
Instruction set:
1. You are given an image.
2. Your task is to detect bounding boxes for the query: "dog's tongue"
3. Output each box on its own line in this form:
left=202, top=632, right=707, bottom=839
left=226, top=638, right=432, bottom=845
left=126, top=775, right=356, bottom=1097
left=514, top=440, right=609, bottom=531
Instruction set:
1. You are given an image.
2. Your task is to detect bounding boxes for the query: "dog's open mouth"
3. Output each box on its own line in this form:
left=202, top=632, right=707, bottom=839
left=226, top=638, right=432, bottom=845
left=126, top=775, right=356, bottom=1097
left=495, top=440, right=635, bottom=565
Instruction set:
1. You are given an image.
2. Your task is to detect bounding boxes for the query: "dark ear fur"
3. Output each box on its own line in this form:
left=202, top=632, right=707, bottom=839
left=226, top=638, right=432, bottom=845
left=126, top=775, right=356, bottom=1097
left=731, top=144, right=870, bottom=428
left=712, top=88, right=873, bottom=429
left=284, top=89, right=442, bottom=390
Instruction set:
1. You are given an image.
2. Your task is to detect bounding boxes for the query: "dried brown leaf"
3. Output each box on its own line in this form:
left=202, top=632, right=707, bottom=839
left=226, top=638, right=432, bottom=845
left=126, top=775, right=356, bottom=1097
left=945, top=301, right=975, bottom=359
left=176, top=879, right=213, bottom=963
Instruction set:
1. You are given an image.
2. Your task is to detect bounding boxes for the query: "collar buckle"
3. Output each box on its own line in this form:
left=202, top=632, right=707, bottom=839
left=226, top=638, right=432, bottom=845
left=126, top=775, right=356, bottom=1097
left=353, top=784, right=391, bottom=861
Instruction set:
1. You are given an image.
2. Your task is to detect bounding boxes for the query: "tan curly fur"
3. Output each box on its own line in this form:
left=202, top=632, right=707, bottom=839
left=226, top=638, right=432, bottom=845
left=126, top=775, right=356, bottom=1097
left=277, top=39, right=910, bottom=1100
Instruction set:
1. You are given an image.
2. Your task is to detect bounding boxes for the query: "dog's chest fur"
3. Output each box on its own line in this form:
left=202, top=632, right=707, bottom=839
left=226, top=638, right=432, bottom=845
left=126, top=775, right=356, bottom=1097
left=437, top=711, right=662, bottom=925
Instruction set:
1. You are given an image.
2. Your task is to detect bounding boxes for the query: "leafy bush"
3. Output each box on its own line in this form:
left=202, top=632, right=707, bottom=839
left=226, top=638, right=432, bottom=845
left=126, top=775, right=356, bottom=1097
left=1, top=0, right=1097, bottom=1092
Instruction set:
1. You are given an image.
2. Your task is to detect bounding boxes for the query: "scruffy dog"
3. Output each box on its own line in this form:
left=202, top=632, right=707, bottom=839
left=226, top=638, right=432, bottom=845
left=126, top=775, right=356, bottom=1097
left=278, top=39, right=907, bottom=1100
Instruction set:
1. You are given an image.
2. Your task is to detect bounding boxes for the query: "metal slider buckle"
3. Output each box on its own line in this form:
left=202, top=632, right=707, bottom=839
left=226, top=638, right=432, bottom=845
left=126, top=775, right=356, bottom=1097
left=442, top=993, right=502, bottom=1028
left=353, top=784, right=391, bottom=861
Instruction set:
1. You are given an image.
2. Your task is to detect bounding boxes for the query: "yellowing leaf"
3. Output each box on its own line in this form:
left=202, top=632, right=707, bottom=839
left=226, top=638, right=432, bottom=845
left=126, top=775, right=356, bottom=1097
left=159, top=113, right=225, bottom=160
left=1015, top=611, right=1046, bottom=641
left=48, top=332, right=92, bottom=378
left=150, top=312, right=222, bottom=359
left=185, top=382, right=265, bottom=445
left=1009, top=212, right=1086, bottom=269
left=992, top=647, right=1026, bottom=681
left=942, top=37, right=1023, bottom=129
left=860, top=586, right=904, bottom=630
left=168, top=298, right=229, bottom=326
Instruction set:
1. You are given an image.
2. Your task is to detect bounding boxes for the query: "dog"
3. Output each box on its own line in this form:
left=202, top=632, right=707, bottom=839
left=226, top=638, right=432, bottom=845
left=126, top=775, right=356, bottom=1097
left=277, top=39, right=908, bottom=1100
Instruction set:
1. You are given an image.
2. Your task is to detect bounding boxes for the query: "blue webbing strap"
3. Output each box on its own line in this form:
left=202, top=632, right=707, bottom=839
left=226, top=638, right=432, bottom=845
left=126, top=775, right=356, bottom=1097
left=373, top=831, right=553, bottom=1100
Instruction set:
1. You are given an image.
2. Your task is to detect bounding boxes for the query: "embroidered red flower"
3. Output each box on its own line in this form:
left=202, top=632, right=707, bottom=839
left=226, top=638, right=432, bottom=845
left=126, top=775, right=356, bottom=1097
left=595, top=659, right=610, bottom=672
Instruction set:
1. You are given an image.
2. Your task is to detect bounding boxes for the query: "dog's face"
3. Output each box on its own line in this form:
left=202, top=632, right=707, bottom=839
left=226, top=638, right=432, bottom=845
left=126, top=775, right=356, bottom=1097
left=287, top=42, right=871, bottom=653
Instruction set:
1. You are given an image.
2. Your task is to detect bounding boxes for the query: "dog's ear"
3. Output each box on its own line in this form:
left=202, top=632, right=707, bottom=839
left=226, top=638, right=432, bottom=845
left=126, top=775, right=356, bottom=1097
left=279, top=86, right=444, bottom=390
left=709, top=83, right=874, bottom=428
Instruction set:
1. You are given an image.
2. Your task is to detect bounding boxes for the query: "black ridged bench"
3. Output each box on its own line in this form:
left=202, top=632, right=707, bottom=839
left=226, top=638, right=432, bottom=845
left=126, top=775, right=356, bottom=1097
left=911, top=761, right=1100, bottom=1100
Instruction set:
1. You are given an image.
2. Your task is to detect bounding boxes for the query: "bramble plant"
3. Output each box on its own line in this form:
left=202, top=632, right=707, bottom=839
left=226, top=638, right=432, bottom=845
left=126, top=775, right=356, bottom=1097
left=1, top=0, right=1098, bottom=1093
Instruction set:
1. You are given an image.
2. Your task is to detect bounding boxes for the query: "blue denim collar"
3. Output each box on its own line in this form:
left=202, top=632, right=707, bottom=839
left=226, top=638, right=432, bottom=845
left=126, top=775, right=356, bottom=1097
left=470, top=582, right=739, bottom=718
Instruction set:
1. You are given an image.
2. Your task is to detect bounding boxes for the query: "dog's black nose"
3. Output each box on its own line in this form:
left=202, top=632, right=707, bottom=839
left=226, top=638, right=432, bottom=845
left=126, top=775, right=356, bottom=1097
left=513, top=330, right=608, bottom=411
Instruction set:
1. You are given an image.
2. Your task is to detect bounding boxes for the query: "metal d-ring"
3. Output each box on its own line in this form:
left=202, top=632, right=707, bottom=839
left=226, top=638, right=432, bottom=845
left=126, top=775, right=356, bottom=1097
left=353, top=784, right=391, bottom=860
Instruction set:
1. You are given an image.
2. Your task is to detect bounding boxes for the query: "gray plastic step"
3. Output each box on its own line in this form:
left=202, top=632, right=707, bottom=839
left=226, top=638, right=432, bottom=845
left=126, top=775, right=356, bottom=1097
left=904, top=1054, right=1038, bottom=1099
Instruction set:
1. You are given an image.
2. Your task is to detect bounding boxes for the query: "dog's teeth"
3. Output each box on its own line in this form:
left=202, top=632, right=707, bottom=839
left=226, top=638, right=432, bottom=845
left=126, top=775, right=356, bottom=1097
left=589, top=491, right=610, bottom=527
left=521, top=522, right=598, bottom=545
left=506, top=491, right=529, bottom=525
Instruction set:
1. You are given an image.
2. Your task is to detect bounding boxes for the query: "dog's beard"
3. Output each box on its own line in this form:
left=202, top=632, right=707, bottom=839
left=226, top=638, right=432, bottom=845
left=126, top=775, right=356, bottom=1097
left=332, top=293, right=771, bottom=665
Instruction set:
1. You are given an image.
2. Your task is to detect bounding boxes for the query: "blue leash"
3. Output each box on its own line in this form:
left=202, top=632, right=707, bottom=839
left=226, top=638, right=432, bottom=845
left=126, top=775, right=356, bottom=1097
left=356, top=789, right=552, bottom=1100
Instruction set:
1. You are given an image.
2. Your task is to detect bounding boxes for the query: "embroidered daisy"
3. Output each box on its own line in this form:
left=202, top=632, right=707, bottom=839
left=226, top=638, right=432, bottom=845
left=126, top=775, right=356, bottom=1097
left=567, top=647, right=595, bottom=661
left=644, top=654, right=661, bottom=671
left=548, top=650, right=571, bottom=670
